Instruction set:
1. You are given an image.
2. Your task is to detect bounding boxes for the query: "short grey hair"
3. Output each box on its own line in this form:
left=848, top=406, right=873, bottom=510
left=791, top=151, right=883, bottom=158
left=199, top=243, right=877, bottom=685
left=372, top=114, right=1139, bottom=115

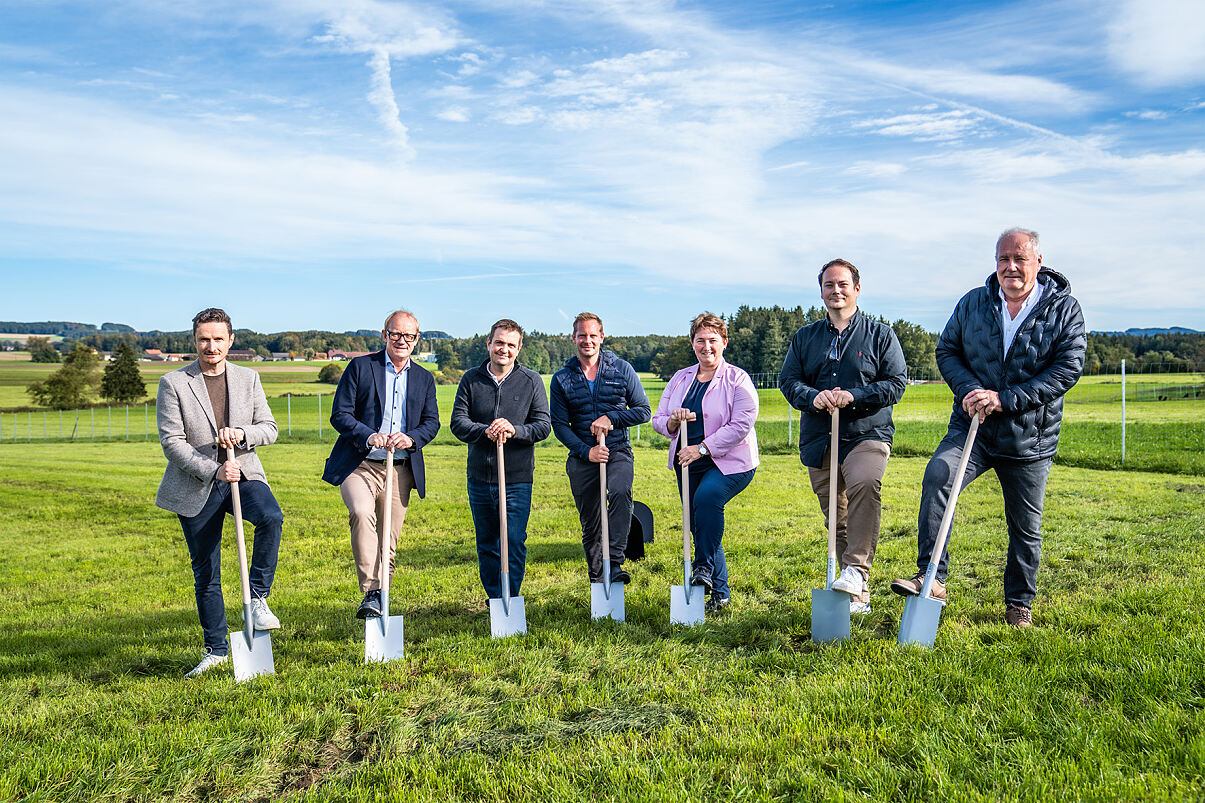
left=382, top=309, right=418, bottom=331
left=997, top=227, right=1040, bottom=254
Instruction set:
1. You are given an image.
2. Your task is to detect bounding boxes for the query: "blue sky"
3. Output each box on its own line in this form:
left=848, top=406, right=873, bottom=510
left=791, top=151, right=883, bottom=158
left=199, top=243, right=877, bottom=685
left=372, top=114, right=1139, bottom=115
left=1, top=0, right=1203, bottom=336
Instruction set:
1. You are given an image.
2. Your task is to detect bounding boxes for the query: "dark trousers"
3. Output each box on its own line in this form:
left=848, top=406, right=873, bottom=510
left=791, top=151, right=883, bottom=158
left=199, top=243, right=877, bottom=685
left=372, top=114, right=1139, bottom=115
left=676, top=465, right=756, bottom=599
left=178, top=480, right=284, bottom=656
left=566, top=452, right=634, bottom=582
left=467, top=478, right=532, bottom=599
left=917, top=429, right=1051, bottom=608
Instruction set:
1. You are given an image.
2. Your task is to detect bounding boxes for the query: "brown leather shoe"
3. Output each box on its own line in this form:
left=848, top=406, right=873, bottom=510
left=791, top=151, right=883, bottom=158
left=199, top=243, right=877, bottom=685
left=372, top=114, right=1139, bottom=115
left=890, top=572, right=946, bottom=601
left=1005, top=605, right=1032, bottom=628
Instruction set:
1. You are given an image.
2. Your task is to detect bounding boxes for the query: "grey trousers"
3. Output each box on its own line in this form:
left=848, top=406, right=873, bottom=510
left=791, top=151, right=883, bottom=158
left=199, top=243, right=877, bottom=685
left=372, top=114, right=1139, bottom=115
left=917, top=428, right=1052, bottom=608
left=566, top=451, right=634, bottom=581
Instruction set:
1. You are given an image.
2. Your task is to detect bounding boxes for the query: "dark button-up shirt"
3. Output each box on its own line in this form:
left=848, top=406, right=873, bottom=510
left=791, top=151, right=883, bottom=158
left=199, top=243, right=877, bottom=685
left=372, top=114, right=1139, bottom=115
left=778, top=310, right=908, bottom=467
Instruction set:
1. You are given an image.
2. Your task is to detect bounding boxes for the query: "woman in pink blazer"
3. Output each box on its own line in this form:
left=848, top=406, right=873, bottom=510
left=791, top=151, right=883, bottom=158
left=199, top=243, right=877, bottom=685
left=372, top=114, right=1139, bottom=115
left=652, top=313, right=759, bottom=611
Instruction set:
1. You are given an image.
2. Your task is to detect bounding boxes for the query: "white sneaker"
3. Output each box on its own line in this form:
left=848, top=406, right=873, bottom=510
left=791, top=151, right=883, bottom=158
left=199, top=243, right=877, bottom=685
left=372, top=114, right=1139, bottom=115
left=251, top=598, right=281, bottom=631
left=831, top=566, right=864, bottom=596
left=185, top=651, right=229, bottom=678
left=850, top=600, right=872, bottom=615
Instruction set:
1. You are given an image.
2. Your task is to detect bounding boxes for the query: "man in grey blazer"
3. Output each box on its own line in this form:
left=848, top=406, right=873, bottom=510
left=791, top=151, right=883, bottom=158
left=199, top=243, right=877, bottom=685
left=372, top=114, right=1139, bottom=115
left=156, top=308, right=284, bottom=677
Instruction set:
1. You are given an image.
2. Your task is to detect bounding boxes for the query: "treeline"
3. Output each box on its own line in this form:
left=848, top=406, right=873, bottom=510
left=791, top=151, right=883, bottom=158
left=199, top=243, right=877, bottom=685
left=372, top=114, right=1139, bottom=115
left=0, top=321, right=134, bottom=335
left=69, top=330, right=385, bottom=358
left=1085, top=332, right=1205, bottom=374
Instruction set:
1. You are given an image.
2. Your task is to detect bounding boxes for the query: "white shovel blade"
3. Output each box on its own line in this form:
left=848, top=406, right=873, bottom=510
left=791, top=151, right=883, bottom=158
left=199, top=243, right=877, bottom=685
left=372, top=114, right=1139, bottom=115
left=365, top=615, right=405, bottom=663
left=590, top=582, right=626, bottom=622
left=811, top=588, right=852, bottom=643
left=670, top=584, right=705, bottom=626
left=230, top=630, right=275, bottom=682
left=489, top=595, right=527, bottom=638
left=897, top=594, right=945, bottom=648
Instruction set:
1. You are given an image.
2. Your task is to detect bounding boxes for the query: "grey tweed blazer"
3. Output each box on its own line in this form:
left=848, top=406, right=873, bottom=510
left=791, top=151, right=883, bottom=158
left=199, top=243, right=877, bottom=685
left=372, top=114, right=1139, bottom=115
left=155, top=360, right=278, bottom=517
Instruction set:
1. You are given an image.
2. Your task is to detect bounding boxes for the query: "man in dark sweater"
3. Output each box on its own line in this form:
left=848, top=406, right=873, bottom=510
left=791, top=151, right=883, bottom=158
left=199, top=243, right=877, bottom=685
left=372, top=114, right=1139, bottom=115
left=550, top=312, right=651, bottom=585
left=891, top=228, right=1086, bottom=627
left=450, top=319, right=552, bottom=599
left=779, top=260, right=908, bottom=614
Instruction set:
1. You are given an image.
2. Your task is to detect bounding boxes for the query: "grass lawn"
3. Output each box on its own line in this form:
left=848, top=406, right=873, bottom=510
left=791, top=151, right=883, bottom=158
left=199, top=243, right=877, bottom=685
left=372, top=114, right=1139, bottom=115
left=1, top=442, right=1203, bottom=801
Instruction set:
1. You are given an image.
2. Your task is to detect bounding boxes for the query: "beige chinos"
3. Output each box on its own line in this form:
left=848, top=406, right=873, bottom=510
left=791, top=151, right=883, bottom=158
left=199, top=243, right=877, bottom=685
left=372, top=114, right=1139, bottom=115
left=341, top=459, right=415, bottom=592
left=807, top=438, right=890, bottom=603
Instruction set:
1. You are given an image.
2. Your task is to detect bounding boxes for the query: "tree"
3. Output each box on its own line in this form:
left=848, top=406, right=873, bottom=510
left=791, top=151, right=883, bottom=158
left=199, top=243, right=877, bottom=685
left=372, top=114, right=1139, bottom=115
left=650, top=337, right=695, bottom=380
left=433, top=341, right=459, bottom=371
left=27, top=336, right=61, bottom=363
left=318, top=363, right=343, bottom=384
left=101, top=342, right=147, bottom=403
left=890, top=319, right=937, bottom=369
left=27, top=344, right=101, bottom=409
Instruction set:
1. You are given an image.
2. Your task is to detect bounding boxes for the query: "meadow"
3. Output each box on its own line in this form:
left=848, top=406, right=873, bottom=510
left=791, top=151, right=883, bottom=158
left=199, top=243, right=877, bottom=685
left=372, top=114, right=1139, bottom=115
left=1, top=439, right=1203, bottom=801
left=1, top=355, right=1201, bottom=474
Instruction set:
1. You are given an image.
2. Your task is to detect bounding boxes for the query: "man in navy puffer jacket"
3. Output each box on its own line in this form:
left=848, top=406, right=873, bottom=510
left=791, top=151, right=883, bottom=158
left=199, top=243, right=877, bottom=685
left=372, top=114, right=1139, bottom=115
left=551, top=313, right=651, bottom=584
left=891, top=228, right=1086, bottom=628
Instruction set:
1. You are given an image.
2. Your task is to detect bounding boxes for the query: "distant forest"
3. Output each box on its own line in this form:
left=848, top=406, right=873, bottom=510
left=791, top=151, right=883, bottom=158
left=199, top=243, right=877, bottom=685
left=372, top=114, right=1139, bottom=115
left=3, top=314, right=1202, bottom=378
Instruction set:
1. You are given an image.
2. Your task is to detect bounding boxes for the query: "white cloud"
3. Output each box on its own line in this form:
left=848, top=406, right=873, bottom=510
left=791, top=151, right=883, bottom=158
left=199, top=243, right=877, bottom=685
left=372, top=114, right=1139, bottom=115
left=856, top=110, right=982, bottom=142
left=1123, top=109, right=1169, bottom=120
left=844, top=161, right=907, bottom=178
left=436, top=106, right=470, bottom=122
left=1109, top=0, right=1205, bottom=86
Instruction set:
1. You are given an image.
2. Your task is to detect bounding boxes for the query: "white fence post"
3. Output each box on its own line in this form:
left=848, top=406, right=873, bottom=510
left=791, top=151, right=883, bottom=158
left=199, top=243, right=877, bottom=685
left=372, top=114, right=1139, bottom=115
left=1121, top=359, right=1126, bottom=465
left=318, top=392, right=322, bottom=440
left=287, top=393, right=292, bottom=436
left=125, top=405, right=129, bottom=441
left=145, top=403, right=149, bottom=441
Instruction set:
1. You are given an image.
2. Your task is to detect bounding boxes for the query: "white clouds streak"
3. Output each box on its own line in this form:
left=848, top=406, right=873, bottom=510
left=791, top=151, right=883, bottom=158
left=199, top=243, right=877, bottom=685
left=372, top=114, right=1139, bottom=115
left=1109, top=0, right=1205, bottom=86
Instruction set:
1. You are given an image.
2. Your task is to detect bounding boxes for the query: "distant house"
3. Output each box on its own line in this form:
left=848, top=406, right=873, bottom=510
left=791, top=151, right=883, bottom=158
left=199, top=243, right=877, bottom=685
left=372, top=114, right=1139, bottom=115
left=314, top=352, right=329, bottom=361
left=415, top=352, right=437, bottom=363
left=270, top=352, right=292, bottom=361
left=227, top=349, right=257, bottom=362
left=143, top=349, right=165, bottom=362
left=328, top=350, right=372, bottom=361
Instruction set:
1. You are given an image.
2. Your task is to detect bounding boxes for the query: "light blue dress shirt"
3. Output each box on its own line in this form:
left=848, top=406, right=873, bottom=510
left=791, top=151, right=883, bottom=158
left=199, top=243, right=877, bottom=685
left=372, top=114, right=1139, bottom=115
left=367, top=359, right=408, bottom=460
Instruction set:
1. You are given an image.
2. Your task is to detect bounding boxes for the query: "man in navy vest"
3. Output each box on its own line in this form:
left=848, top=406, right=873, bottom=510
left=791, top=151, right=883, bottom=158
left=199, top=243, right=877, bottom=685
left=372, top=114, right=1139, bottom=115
left=322, top=310, right=440, bottom=619
left=550, top=312, right=651, bottom=586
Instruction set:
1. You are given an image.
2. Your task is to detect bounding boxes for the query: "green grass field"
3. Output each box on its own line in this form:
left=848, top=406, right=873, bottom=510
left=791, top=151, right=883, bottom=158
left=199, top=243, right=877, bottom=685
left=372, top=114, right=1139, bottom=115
left=1, top=441, right=1203, bottom=800
left=2, top=358, right=1201, bottom=474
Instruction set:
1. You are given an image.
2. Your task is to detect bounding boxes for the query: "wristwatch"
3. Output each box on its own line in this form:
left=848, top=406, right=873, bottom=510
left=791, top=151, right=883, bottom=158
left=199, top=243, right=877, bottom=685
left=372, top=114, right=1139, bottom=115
left=698, top=442, right=709, bottom=457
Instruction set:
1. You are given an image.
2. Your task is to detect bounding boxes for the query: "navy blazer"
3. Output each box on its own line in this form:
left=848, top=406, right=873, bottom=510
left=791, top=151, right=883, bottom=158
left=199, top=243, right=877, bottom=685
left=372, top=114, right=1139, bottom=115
left=321, top=351, right=441, bottom=496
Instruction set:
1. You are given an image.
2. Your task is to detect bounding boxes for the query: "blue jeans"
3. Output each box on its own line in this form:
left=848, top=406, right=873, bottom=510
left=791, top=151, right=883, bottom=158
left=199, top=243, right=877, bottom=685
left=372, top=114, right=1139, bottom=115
left=917, top=429, right=1051, bottom=608
left=178, top=480, right=284, bottom=656
left=467, top=478, right=532, bottom=599
left=676, top=465, right=755, bottom=599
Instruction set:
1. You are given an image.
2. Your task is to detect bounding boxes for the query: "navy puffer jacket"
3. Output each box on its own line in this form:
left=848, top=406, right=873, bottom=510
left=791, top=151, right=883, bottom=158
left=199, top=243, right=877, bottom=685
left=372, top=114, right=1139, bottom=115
left=550, top=350, right=651, bottom=461
left=937, top=268, right=1086, bottom=462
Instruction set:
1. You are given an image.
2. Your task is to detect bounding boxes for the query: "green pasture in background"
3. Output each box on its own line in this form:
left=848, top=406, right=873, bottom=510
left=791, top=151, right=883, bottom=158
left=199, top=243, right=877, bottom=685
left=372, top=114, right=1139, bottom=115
left=1, top=442, right=1202, bottom=801
left=1, top=355, right=1201, bottom=474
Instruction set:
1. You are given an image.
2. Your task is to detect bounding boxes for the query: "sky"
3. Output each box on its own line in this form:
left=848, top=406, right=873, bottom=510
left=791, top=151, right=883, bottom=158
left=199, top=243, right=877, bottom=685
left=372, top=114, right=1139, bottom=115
left=1, top=0, right=1204, bottom=336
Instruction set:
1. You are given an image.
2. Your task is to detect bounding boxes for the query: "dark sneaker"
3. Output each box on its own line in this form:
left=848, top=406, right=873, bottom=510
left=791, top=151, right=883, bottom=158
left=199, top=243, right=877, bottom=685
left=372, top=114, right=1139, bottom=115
left=705, top=595, right=730, bottom=614
left=1005, top=604, right=1032, bottom=628
left=611, top=569, right=632, bottom=585
left=890, top=572, right=946, bottom=601
left=690, top=568, right=714, bottom=591
left=356, top=590, right=382, bottom=619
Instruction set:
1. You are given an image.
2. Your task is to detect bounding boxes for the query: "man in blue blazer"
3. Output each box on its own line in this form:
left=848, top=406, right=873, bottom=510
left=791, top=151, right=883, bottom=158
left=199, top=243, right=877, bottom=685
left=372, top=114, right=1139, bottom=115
left=322, top=310, right=441, bottom=619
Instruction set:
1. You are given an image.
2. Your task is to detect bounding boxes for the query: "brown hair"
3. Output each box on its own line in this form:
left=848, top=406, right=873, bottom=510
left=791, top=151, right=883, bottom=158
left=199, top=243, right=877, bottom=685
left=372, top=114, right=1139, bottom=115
left=689, top=312, right=727, bottom=340
left=192, top=308, right=232, bottom=336
left=488, top=318, right=524, bottom=342
left=572, top=312, right=603, bottom=335
left=817, top=258, right=861, bottom=287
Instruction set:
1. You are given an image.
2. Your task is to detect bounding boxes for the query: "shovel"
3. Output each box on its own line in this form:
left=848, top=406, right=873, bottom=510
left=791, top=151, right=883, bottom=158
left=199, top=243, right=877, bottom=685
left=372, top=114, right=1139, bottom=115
left=226, top=445, right=274, bottom=682
left=898, top=414, right=981, bottom=648
left=812, top=408, right=851, bottom=643
left=489, top=437, right=526, bottom=637
left=670, top=413, right=705, bottom=626
left=365, top=448, right=405, bottom=663
left=590, top=431, right=625, bottom=622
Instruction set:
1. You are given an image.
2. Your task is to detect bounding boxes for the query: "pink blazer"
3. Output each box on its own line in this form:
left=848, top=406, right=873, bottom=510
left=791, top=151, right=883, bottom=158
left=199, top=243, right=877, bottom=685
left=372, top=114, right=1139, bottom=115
left=652, top=359, right=760, bottom=474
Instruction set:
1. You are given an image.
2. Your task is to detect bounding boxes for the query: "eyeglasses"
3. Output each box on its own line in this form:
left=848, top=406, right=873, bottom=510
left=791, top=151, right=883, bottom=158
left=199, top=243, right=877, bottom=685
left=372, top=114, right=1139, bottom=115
left=384, top=330, right=419, bottom=344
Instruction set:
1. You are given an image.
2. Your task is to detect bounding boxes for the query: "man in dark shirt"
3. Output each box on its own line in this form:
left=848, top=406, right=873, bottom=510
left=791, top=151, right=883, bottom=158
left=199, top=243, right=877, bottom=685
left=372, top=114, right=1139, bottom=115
left=779, top=260, right=907, bottom=613
left=450, top=319, right=552, bottom=599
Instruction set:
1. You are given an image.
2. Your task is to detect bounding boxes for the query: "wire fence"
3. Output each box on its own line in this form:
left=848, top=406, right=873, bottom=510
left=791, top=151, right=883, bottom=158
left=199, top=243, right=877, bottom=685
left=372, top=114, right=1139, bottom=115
left=1, top=362, right=1201, bottom=474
